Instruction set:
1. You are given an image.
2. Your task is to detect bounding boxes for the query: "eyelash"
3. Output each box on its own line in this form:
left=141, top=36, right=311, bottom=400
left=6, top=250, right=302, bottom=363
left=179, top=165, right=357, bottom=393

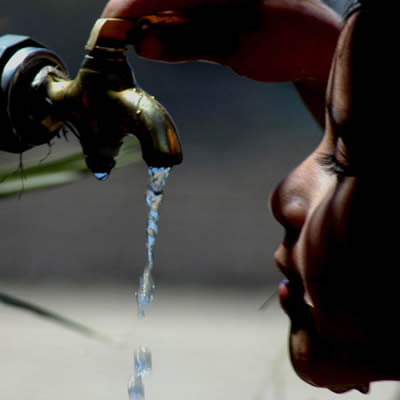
left=317, top=153, right=356, bottom=177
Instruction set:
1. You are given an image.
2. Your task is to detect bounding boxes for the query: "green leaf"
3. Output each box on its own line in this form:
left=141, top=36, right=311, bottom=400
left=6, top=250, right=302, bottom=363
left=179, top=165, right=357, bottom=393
left=0, top=137, right=141, bottom=199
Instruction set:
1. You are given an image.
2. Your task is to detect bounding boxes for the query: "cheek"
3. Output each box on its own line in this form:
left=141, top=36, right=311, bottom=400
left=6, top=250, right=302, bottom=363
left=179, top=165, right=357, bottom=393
left=290, top=179, right=400, bottom=388
left=302, top=183, right=348, bottom=286
left=299, top=179, right=360, bottom=332
left=298, top=177, right=389, bottom=349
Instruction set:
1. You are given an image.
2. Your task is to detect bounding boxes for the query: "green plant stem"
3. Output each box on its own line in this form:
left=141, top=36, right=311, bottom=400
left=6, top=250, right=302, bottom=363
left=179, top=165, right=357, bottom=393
left=0, top=291, right=114, bottom=343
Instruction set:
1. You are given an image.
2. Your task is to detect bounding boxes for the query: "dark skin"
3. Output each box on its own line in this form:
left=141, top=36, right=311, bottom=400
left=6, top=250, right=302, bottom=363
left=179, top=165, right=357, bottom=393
left=102, top=0, right=341, bottom=127
left=102, top=0, right=400, bottom=393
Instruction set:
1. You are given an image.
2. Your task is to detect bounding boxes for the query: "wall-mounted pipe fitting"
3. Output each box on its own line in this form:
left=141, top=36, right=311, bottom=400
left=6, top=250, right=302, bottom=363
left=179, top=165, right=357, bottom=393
left=0, top=34, right=68, bottom=153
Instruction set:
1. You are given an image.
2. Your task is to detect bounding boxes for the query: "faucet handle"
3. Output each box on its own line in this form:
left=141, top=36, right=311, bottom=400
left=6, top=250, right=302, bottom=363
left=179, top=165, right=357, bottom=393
left=85, top=18, right=136, bottom=52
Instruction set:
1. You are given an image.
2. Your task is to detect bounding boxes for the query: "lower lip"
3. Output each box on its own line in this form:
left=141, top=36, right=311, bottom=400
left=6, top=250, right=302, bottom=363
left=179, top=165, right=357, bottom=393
left=278, top=278, right=315, bottom=331
left=278, top=279, right=290, bottom=303
left=278, top=278, right=308, bottom=318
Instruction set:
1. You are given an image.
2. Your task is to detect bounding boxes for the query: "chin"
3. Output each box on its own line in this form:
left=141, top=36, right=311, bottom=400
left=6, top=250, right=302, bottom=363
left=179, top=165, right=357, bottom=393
left=277, top=272, right=400, bottom=393
left=287, top=319, right=400, bottom=396
left=288, top=327, right=371, bottom=394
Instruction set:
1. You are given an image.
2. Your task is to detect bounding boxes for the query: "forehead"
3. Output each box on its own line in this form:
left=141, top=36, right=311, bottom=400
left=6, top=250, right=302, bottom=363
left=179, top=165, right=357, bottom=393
left=324, top=7, right=400, bottom=167
left=327, top=8, right=397, bottom=129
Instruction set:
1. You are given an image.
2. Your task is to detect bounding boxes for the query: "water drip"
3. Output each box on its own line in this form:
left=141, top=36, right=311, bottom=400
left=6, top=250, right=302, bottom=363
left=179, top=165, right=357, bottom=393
left=134, top=345, right=152, bottom=377
left=128, top=375, right=144, bottom=400
left=93, top=172, right=109, bottom=181
left=136, top=266, right=155, bottom=320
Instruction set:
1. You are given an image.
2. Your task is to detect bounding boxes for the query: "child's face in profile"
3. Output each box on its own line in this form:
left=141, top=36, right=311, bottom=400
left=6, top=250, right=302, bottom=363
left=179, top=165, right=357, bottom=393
left=271, top=6, right=400, bottom=394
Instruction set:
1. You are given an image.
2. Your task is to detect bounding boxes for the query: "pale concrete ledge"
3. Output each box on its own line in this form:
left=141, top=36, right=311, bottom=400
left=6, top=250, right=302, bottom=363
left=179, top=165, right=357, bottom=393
left=1, top=284, right=398, bottom=400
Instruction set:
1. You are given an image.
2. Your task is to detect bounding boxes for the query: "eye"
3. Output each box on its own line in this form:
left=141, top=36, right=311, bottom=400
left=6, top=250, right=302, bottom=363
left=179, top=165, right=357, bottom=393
left=317, top=152, right=356, bottom=177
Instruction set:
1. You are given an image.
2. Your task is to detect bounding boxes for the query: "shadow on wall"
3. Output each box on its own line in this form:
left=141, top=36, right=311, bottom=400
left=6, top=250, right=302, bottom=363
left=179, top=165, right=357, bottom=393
left=0, top=0, right=343, bottom=285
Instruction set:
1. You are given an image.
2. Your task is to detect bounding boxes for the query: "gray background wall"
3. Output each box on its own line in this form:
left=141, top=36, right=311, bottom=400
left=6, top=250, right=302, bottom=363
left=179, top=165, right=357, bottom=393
left=0, top=0, right=345, bottom=286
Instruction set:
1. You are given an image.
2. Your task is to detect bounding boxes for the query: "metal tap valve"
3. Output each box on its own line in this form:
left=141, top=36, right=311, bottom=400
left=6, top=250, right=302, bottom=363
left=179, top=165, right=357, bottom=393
left=0, top=19, right=183, bottom=178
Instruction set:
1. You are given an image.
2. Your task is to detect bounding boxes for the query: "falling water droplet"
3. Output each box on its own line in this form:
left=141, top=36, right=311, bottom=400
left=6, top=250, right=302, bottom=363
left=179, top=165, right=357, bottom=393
left=134, top=345, right=152, bottom=377
left=128, top=375, right=145, bottom=400
left=136, top=266, right=155, bottom=319
left=93, top=172, right=109, bottom=181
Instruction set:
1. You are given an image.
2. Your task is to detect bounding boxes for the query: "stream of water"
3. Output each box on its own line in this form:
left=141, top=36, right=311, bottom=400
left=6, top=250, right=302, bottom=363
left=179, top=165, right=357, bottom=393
left=128, top=166, right=171, bottom=400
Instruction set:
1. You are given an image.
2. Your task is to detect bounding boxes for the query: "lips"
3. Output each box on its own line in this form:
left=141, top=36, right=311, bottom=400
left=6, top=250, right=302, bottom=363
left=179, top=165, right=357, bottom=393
left=274, top=254, right=316, bottom=338
left=274, top=245, right=310, bottom=315
left=278, top=277, right=313, bottom=322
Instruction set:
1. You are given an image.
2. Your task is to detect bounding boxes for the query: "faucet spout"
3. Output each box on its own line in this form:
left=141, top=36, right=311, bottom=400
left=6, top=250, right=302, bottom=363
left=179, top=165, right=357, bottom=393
left=37, top=45, right=182, bottom=175
left=38, top=22, right=182, bottom=175
left=115, top=87, right=182, bottom=167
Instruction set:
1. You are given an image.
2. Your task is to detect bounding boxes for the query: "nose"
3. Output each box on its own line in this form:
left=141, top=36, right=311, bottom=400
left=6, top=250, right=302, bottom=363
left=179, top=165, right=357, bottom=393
left=270, top=161, right=314, bottom=243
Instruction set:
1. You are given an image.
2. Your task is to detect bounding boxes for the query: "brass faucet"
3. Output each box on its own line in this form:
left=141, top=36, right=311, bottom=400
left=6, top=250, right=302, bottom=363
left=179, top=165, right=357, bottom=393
left=0, top=18, right=182, bottom=179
